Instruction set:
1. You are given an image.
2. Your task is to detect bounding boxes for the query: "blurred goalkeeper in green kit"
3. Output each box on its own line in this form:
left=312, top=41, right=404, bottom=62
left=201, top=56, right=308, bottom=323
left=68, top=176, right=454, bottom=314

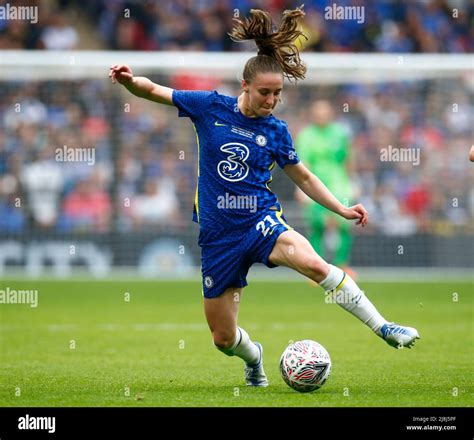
left=295, top=100, right=356, bottom=277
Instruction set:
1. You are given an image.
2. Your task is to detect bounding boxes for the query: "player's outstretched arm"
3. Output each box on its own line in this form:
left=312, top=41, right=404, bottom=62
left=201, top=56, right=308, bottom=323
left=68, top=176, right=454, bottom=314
left=109, top=64, right=174, bottom=106
left=284, top=162, right=368, bottom=227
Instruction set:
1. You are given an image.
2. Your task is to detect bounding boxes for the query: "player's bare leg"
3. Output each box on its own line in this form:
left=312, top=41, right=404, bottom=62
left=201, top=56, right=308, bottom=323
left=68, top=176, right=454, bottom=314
left=269, top=230, right=420, bottom=349
left=204, top=287, right=268, bottom=386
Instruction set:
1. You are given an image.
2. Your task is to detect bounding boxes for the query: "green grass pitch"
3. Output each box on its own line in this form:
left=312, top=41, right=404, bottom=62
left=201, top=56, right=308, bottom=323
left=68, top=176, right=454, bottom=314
left=0, top=279, right=472, bottom=407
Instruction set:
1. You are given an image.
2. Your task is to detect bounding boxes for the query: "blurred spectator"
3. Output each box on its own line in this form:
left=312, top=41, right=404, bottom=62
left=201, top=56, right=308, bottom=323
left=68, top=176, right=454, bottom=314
left=201, top=15, right=230, bottom=51
left=0, top=20, right=33, bottom=49
left=40, top=10, right=78, bottom=50
left=113, top=16, right=154, bottom=51
left=4, top=91, right=48, bottom=130
left=375, top=21, right=414, bottom=53
left=368, top=183, right=418, bottom=236
left=60, top=174, right=111, bottom=232
left=130, top=176, right=181, bottom=228
left=0, top=174, right=25, bottom=233
left=20, top=147, right=63, bottom=229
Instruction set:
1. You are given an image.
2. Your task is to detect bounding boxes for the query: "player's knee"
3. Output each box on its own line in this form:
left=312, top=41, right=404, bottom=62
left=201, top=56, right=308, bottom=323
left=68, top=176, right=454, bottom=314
left=212, top=331, right=236, bottom=351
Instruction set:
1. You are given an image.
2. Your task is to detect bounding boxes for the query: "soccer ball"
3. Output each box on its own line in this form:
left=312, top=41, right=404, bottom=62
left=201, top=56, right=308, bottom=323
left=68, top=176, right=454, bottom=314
left=279, top=340, right=332, bottom=392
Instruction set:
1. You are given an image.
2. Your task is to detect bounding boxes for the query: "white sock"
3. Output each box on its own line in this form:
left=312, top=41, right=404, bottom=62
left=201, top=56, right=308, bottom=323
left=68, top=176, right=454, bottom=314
left=215, top=327, right=260, bottom=365
left=319, top=264, right=388, bottom=335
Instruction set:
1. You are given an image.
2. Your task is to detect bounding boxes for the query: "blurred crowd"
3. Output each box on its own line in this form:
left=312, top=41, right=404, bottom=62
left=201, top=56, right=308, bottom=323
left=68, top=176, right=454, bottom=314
left=0, top=0, right=472, bottom=52
left=0, top=74, right=472, bottom=236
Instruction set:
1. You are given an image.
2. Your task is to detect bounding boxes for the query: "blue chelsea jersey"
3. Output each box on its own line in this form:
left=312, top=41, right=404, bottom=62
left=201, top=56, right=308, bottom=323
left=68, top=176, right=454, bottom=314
left=172, top=90, right=300, bottom=231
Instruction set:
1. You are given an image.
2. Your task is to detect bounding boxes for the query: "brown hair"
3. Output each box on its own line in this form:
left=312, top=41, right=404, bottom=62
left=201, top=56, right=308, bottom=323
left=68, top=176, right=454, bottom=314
left=229, top=6, right=307, bottom=83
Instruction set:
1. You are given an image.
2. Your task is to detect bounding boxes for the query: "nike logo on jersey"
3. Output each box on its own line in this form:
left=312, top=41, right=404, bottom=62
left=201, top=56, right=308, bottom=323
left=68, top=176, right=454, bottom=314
left=214, top=121, right=227, bottom=127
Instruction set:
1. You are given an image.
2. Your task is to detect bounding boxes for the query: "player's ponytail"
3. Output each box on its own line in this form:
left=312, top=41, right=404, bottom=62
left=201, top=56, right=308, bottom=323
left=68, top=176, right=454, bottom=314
left=229, top=6, right=307, bottom=82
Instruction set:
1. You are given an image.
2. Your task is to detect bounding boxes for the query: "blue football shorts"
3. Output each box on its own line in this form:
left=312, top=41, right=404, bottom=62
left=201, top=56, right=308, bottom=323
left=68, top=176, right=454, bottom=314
left=199, top=209, right=292, bottom=298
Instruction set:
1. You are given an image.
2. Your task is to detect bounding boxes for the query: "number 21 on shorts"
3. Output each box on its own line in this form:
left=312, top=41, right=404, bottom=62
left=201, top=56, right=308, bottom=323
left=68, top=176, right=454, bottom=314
left=256, top=214, right=278, bottom=237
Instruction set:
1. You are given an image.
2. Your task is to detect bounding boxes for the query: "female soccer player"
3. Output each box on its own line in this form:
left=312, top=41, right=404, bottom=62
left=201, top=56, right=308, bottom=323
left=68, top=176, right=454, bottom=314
left=109, top=7, right=419, bottom=387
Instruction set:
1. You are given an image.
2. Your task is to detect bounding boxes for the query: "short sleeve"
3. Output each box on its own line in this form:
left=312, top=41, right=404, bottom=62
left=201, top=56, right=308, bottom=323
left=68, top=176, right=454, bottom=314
left=172, top=90, right=217, bottom=119
left=275, top=124, right=300, bottom=169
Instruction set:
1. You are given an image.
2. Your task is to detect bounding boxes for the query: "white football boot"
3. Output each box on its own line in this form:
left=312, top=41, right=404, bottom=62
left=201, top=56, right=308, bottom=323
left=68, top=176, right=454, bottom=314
left=244, top=342, right=269, bottom=387
left=380, top=322, right=420, bottom=349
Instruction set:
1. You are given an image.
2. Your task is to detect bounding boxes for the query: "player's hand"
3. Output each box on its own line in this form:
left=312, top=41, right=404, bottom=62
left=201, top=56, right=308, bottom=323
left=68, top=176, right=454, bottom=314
left=109, top=64, right=134, bottom=85
left=340, top=204, right=368, bottom=227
